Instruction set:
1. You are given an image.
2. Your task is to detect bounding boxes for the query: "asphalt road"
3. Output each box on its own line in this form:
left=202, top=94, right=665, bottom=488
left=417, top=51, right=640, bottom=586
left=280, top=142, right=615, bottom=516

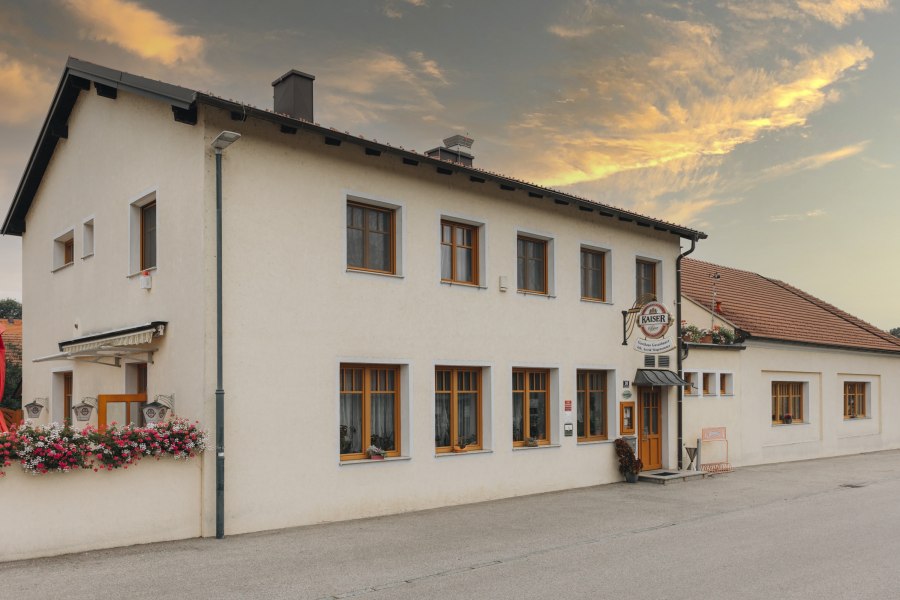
left=4, top=450, right=900, bottom=599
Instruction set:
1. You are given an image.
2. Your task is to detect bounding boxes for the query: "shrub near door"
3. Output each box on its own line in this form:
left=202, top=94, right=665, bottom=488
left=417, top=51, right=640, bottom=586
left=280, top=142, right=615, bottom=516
left=614, top=437, right=643, bottom=483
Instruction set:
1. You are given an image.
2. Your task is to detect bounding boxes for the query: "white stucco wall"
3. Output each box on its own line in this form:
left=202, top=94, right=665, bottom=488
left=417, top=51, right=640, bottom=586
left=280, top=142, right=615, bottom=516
left=204, top=108, right=687, bottom=535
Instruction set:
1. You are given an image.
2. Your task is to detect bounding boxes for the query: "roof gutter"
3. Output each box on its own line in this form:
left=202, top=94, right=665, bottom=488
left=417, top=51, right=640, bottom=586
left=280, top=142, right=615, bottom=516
left=676, top=236, right=697, bottom=470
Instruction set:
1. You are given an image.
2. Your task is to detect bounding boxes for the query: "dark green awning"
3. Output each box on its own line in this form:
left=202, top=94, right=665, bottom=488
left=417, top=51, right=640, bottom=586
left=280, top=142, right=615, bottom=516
left=633, top=369, right=691, bottom=387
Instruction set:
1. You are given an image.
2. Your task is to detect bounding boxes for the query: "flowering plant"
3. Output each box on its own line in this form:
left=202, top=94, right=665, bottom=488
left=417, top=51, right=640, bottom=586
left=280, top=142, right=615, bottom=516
left=365, top=445, right=386, bottom=458
left=14, top=422, right=92, bottom=475
left=0, top=430, right=17, bottom=478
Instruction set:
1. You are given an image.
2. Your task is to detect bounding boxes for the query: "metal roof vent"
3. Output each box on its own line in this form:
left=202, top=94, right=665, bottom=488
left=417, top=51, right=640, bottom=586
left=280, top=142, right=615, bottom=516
left=425, top=133, right=474, bottom=166
left=272, top=69, right=315, bottom=122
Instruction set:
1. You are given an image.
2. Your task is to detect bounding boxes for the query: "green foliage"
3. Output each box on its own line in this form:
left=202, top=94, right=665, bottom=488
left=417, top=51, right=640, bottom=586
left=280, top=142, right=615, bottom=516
left=614, top=438, right=643, bottom=475
left=0, top=298, right=22, bottom=320
left=891, top=327, right=900, bottom=338
left=2, top=343, right=22, bottom=409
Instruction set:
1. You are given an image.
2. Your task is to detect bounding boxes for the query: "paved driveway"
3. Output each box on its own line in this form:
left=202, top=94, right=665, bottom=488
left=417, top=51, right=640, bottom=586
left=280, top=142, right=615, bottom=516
left=4, top=450, right=900, bottom=599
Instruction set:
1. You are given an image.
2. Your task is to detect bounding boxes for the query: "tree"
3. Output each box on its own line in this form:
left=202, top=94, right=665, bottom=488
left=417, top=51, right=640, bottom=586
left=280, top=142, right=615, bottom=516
left=891, top=327, right=900, bottom=338
left=2, top=343, right=22, bottom=409
left=0, top=298, right=22, bottom=320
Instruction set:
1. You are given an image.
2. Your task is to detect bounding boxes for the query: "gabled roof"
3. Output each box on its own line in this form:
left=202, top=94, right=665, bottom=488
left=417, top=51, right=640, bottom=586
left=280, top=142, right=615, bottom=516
left=682, top=258, right=900, bottom=354
left=0, top=319, right=22, bottom=364
left=2, top=58, right=707, bottom=242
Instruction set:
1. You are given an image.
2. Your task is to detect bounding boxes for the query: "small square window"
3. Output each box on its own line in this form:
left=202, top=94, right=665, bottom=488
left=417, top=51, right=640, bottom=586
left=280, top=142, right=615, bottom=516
left=684, top=372, right=698, bottom=395
left=843, top=382, right=867, bottom=419
left=52, top=230, right=75, bottom=271
left=702, top=373, right=716, bottom=396
left=82, top=219, right=94, bottom=258
left=772, top=381, right=804, bottom=424
left=719, top=373, right=733, bottom=396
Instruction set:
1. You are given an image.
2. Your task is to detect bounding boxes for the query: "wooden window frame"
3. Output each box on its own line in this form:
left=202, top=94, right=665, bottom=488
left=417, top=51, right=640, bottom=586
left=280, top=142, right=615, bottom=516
left=576, top=370, right=608, bottom=441
left=97, top=393, right=147, bottom=432
left=620, top=401, right=635, bottom=435
left=703, top=373, right=715, bottom=396
left=435, top=367, right=483, bottom=452
left=771, top=381, right=804, bottom=424
left=517, top=235, right=548, bottom=294
left=719, top=374, right=728, bottom=396
left=140, top=200, right=157, bottom=271
left=339, top=364, right=401, bottom=461
left=63, top=238, right=74, bottom=266
left=580, top=248, right=606, bottom=302
left=636, top=259, right=657, bottom=301
left=346, top=201, right=396, bottom=275
left=62, top=371, right=73, bottom=425
left=684, top=372, right=697, bottom=395
left=512, top=368, right=551, bottom=446
left=440, top=221, right=479, bottom=285
left=843, top=382, right=867, bottom=419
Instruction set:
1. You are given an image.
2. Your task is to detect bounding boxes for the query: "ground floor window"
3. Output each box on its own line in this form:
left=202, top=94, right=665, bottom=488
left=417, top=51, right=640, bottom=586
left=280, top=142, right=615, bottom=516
left=577, top=370, right=607, bottom=441
left=63, top=371, right=73, bottom=425
left=435, top=367, right=482, bottom=451
left=513, top=369, right=549, bottom=446
left=340, top=365, right=400, bottom=460
left=844, top=382, right=867, bottom=419
left=772, top=381, right=803, bottom=424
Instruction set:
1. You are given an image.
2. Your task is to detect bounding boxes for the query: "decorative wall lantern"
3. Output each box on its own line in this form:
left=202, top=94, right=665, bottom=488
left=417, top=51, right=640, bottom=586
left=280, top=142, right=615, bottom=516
left=25, top=398, right=47, bottom=419
left=142, top=394, right=174, bottom=424
left=72, top=397, right=98, bottom=422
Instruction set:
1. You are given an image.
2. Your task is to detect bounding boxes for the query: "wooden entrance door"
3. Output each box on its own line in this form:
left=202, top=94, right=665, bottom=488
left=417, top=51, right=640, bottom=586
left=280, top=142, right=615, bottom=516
left=638, top=387, right=662, bottom=470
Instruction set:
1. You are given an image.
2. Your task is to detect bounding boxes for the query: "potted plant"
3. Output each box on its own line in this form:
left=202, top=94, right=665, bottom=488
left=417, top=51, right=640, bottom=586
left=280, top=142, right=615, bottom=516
left=525, top=437, right=539, bottom=447
left=782, top=414, right=793, bottom=425
left=614, top=438, right=643, bottom=483
left=452, top=437, right=468, bottom=453
left=698, top=329, right=714, bottom=343
left=682, top=324, right=702, bottom=342
left=366, top=445, right=386, bottom=460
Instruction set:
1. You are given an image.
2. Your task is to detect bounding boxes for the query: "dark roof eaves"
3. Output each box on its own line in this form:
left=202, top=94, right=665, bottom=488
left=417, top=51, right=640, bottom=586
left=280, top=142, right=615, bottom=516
left=747, top=335, right=900, bottom=356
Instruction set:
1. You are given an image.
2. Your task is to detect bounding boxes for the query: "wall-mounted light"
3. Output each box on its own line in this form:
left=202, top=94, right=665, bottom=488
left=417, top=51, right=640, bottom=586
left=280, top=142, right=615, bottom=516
left=25, top=397, right=47, bottom=419
left=72, top=397, right=97, bottom=422
left=142, top=394, right=174, bottom=424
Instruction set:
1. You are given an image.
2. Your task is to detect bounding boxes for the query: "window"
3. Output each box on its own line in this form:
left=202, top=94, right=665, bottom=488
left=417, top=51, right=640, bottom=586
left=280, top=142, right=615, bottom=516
left=340, top=365, right=400, bottom=460
left=577, top=370, right=607, bottom=441
left=720, top=373, right=733, bottom=396
left=844, top=382, right=867, bottom=419
left=435, top=367, right=482, bottom=451
left=63, top=371, right=73, bottom=425
left=580, top=248, right=606, bottom=301
left=512, top=369, right=550, bottom=445
left=140, top=201, right=157, bottom=270
left=52, top=230, right=75, bottom=270
left=347, top=202, right=395, bottom=274
left=772, top=382, right=803, bottom=424
left=703, top=373, right=715, bottom=396
left=636, top=259, right=657, bottom=300
left=517, top=236, right=547, bottom=294
left=684, top=372, right=697, bottom=395
left=82, top=219, right=94, bottom=258
left=440, top=221, right=478, bottom=285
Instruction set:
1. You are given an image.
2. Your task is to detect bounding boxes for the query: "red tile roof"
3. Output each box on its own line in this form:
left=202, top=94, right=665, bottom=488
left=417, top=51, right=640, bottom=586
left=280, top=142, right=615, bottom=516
left=1, top=319, right=22, bottom=364
left=682, top=259, right=900, bottom=354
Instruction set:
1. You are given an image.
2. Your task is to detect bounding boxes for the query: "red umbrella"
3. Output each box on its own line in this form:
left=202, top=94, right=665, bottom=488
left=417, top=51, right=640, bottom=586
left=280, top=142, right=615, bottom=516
left=0, top=326, right=6, bottom=432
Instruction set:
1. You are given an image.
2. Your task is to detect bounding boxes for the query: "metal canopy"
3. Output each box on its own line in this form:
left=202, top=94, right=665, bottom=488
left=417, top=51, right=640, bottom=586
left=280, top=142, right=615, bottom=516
left=33, top=321, right=167, bottom=367
left=633, top=369, right=692, bottom=387
left=33, top=346, right=158, bottom=368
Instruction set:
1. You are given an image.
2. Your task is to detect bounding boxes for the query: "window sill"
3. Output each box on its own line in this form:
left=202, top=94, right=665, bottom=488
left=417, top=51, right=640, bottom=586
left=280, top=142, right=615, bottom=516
left=127, top=267, right=157, bottom=278
left=517, top=291, right=556, bottom=299
left=345, top=268, right=404, bottom=279
left=440, top=281, right=487, bottom=290
left=580, top=298, right=612, bottom=305
left=577, top=439, right=612, bottom=446
left=843, top=416, right=871, bottom=421
left=772, top=421, right=808, bottom=427
left=434, top=449, right=492, bottom=458
left=51, top=262, right=74, bottom=273
left=513, top=444, right=561, bottom=451
left=81, top=253, right=94, bottom=260
left=339, top=456, right=411, bottom=466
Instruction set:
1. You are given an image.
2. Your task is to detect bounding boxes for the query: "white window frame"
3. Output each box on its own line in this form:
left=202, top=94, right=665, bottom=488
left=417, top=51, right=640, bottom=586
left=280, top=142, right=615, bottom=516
left=719, top=373, right=734, bottom=396
left=51, top=228, right=75, bottom=272
left=82, top=217, right=95, bottom=259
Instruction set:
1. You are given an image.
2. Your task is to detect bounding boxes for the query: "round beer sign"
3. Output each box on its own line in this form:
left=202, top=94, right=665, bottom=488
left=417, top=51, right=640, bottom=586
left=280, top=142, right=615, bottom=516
left=637, top=301, right=671, bottom=339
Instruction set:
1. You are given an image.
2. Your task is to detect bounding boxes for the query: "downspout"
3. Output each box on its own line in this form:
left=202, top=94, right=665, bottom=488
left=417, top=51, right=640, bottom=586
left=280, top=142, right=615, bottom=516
left=676, top=236, right=697, bottom=470
left=215, top=149, right=225, bottom=539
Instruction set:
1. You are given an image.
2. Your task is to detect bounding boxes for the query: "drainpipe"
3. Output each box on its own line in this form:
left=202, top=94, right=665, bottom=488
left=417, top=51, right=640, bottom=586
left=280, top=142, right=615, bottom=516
left=211, top=131, right=241, bottom=539
left=676, top=236, right=697, bottom=470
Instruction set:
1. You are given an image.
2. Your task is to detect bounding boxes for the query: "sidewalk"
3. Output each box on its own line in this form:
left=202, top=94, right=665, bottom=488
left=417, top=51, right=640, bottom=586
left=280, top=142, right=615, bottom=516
left=4, top=450, right=900, bottom=599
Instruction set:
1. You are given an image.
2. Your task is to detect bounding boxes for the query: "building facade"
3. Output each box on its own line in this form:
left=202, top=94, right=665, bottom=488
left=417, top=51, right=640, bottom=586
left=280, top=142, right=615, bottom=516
left=2, top=59, right=704, bottom=559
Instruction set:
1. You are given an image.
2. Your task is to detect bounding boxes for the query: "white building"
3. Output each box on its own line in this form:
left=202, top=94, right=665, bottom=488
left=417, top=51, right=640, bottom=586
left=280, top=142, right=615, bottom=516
left=2, top=59, right=706, bottom=560
left=681, top=258, right=900, bottom=468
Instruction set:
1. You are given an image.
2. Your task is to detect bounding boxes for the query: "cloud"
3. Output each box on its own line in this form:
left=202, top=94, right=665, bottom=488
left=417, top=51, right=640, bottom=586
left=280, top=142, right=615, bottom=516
left=320, top=51, right=448, bottom=125
left=770, top=209, right=827, bottom=222
left=724, top=0, right=889, bottom=28
left=0, top=53, right=56, bottom=125
left=548, top=1, right=622, bottom=38
left=61, top=0, right=204, bottom=65
left=383, top=0, right=427, bottom=19
left=761, top=141, right=868, bottom=180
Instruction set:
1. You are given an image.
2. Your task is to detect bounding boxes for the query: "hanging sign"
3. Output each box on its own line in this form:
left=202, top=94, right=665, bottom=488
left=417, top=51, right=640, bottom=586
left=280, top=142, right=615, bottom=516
left=634, top=301, right=674, bottom=354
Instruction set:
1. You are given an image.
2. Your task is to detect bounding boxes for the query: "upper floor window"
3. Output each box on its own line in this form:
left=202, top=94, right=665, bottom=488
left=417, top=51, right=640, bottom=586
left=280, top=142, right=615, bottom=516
left=580, top=248, right=606, bottom=301
left=52, top=230, right=75, bottom=271
left=517, top=236, right=547, bottom=294
left=141, top=201, right=157, bottom=270
left=684, top=372, right=697, bottom=395
left=703, top=373, right=715, bottom=396
left=772, top=381, right=803, bottom=424
left=844, top=382, right=867, bottom=419
left=441, top=221, right=478, bottom=285
left=577, top=370, right=607, bottom=441
left=636, top=259, right=657, bottom=300
left=347, top=202, right=395, bottom=274
left=82, top=219, right=94, bottom=258
left=435, top=367, right=482, bottom=451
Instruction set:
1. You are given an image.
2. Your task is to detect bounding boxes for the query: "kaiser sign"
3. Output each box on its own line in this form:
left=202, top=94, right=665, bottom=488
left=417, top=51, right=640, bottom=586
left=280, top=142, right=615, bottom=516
left=634, top=301, right=675, bottom=354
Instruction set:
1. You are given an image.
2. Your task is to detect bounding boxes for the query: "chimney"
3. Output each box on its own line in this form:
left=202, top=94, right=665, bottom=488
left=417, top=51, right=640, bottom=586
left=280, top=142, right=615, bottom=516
left=272, top=70, right=315, bottom=121
left=425, top=134, right=475, bottom=166
left=715, top=300, right=723, bottom=313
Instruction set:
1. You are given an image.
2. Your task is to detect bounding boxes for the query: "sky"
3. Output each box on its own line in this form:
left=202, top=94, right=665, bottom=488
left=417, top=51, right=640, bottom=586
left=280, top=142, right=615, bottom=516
left=0, top=0, right=898, bottom=328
